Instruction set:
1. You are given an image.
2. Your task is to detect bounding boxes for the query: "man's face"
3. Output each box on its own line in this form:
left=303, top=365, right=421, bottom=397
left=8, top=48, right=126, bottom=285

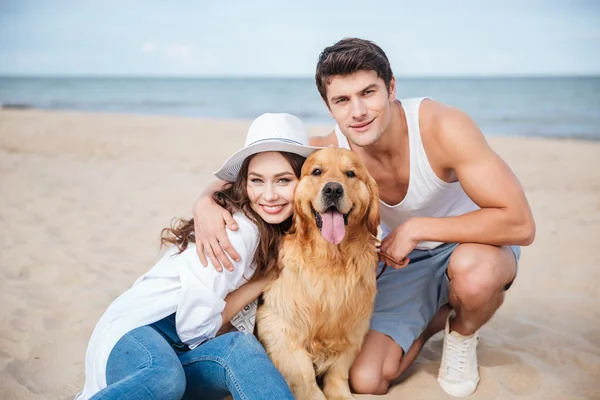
left=325, top=70, right=396, bottom=147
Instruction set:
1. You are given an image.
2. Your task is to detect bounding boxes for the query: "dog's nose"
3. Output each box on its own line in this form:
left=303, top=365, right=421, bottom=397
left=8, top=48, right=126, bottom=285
left=323, top=182, right=344, bottom=201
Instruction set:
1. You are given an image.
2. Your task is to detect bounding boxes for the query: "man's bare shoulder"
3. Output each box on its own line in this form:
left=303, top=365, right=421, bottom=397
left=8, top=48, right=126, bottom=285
left=421, top=99, right=484, bottom=144
left=310, top=131, right=337, bottom=147
left=420, top=99, right=457, bottom=132
left=420, top=99, right=490, bottom=167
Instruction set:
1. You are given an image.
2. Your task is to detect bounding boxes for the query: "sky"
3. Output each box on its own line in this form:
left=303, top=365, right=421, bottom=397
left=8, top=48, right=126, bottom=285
left=0, top=0, right=599, bottom=77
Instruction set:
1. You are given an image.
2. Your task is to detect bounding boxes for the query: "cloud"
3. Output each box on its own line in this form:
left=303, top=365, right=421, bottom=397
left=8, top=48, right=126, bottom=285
left=141, top=42, right=156, bottom=53
left=164, top=44, right=190, bottom=59
left=140, top=42, right=191, bottom=59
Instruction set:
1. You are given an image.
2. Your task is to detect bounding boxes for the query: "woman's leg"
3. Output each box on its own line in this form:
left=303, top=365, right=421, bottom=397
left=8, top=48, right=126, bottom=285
left=91, top=325, right=186, bottom=400
left=178, top=332, right=294, bottom=400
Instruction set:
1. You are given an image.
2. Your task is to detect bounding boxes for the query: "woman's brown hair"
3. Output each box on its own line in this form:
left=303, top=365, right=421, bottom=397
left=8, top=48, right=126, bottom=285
left=160, top=151, right=306, bottom=282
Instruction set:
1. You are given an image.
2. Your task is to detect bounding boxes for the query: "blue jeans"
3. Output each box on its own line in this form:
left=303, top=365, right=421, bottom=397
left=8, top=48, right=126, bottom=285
left=90, top=313, right=294, bottom=400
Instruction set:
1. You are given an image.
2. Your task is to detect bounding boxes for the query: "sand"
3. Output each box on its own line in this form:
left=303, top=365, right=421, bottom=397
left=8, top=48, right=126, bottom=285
left=1, top=109, right=599, bottom=400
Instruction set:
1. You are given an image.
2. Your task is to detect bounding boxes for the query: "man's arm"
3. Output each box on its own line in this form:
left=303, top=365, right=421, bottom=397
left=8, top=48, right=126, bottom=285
left=309, top=131, right=337, bottom=147
left=409, top=107, right=536, bottom=246
left=193, top=179, right=241, bottom=272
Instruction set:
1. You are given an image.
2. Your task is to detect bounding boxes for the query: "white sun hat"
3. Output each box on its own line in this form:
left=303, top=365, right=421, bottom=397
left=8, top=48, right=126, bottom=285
left=214, top=113, right=321, bottom=182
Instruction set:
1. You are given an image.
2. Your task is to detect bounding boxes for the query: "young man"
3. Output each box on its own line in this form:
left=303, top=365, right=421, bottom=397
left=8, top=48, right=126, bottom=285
left=193, top=38, right=535, bottom=397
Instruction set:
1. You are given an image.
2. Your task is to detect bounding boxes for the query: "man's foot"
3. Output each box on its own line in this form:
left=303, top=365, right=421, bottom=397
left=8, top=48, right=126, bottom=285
left=437, top=312, right=480, bottom=397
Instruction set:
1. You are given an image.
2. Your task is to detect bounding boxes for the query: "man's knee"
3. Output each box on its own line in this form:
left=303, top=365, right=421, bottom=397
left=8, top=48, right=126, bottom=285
left=448, top=244, right=515, bottom=309
left=349, top=358, right=400, bottom=395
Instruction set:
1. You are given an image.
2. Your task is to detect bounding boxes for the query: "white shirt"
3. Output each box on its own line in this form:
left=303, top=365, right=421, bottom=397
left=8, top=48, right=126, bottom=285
left=75, top=212, right=259, bottom=399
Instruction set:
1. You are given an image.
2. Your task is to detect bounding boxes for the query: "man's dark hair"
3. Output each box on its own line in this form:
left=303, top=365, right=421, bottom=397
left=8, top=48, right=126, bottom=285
left=315, top=38, right=394, bottom=105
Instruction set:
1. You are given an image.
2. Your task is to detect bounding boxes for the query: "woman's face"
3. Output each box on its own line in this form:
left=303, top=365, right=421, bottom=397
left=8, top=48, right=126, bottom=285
left=247, top=152, right=298, bottom=224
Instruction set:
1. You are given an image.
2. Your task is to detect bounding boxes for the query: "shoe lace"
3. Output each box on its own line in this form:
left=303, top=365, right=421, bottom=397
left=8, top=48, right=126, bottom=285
left=443, top=333, right=475, bottom=378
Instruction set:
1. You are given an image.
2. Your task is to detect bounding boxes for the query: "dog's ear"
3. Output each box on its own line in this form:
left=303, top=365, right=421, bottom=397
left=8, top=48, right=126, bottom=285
left=292, top=191, right=313, bottom=234
left=365, top=173, right=380, bottom=237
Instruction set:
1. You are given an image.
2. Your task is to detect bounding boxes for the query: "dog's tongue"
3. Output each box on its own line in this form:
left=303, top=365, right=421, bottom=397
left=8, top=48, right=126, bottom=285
left=321, top=210, right=346, bottom=244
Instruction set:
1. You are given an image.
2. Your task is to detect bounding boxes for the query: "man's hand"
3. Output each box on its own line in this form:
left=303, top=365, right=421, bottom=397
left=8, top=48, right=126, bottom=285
left=378, top=219, right=420, bottom=269
left=193, top=194, right=241, bottom=272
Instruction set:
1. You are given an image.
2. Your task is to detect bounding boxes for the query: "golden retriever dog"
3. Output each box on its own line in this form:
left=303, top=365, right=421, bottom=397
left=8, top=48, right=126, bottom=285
left=257, top=147, right=380, bottom=400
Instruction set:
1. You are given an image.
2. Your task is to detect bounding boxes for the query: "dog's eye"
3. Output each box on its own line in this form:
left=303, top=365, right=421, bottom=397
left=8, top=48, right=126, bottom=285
left=345, top=171, right=356, bottom=178
left=311, top=169, right=322, bottom=176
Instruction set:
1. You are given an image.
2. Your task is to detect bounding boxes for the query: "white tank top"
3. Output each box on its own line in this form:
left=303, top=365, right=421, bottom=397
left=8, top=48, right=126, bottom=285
left=334, top=97, right=479, bottom=249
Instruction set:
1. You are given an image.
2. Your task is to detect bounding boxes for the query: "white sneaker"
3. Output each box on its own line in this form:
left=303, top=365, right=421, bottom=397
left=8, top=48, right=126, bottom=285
left=437, top=313, right=480, bottom=397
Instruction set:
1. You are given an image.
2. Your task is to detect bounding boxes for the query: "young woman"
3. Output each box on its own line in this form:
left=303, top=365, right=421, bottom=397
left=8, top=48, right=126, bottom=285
left=76, top=113, right=320, bottom=400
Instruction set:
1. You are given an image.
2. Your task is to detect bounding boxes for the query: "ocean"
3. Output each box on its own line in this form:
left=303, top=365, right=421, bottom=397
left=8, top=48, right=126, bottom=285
left=1, top=76, right=599, bottom=140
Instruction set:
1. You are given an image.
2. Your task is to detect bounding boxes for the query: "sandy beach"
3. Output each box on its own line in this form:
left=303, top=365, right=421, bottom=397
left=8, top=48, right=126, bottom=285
left=1, top=109, right=599, bottom=400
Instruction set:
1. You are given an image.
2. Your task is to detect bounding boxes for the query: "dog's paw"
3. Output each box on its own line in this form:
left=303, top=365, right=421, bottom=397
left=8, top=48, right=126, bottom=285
left=323, top=385, right=354, bottom=400
left=297, top=389, right=326, bottom=400
left=293, top=384, right=327, bottom=400
left=325, top=394, right=354, bottom=400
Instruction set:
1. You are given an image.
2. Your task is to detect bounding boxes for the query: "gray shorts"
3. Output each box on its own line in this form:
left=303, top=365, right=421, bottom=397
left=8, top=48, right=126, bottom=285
left=370, top=242, right=521, bottom=353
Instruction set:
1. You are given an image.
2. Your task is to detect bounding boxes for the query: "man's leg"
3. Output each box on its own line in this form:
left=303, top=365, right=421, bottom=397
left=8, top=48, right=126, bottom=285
left=349, top=245, right=459, bottom=395
left=350, top=243, right=519, bottom=396
left=349, top=331, right=402, bottom=395
left=437, top=243, right=519, bottom=397
left=447, top=243, right=518, bottom=335
left=350, top=305, right=451, bottom=395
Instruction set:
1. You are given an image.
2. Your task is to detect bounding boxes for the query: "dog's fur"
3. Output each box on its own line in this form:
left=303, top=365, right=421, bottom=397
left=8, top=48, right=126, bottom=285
left=257, top=147, right=380, bottom=400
